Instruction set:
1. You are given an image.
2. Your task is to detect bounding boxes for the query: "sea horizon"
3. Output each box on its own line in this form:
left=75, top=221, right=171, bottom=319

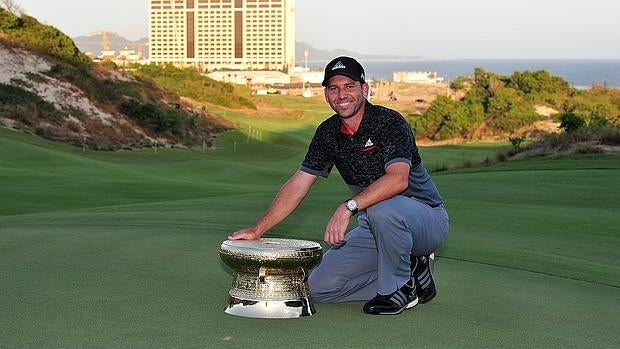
left=301, top=58, right=620, bottom=88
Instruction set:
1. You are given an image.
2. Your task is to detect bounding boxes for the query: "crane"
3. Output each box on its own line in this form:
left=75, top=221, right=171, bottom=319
left=89, top=31, right=119, bottom=51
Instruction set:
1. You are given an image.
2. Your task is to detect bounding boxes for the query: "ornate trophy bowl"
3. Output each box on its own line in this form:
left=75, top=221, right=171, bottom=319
left=219, top=238, right=323, bottom=318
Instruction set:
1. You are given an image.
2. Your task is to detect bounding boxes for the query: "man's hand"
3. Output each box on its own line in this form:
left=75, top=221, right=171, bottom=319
left=228, top=228, right=261, bottom=240
left=324, top=204, right=352, bottom=246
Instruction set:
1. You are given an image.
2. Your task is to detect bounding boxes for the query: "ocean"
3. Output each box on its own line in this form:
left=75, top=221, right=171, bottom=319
left=303, top=59, right=620, bottom=88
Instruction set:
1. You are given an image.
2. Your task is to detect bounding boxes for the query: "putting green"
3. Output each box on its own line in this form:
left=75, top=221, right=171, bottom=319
left=1, top=117, right=619, bottom=348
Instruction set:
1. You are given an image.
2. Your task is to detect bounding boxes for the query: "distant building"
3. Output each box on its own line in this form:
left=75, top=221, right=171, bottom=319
left=206, top=70, right=290, bottom=85
left=148, top=0, right=296, bottom=72
left=86, top=47, right=147, bottom=66
left=288, top=66, right=323, bottom=84
left=393, top=71, right=445, bottom=84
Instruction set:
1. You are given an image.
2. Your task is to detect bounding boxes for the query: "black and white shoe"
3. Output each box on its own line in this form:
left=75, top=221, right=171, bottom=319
left=411, top=254, right=436, bottom=304
left=363, top=280, right=418, bottom=315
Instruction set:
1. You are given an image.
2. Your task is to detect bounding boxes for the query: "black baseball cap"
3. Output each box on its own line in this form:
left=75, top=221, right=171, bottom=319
left=321, top=56, right=366, bottom=86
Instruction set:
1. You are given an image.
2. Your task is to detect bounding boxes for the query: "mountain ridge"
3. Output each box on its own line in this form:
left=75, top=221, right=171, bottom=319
left=71, top=34, right=421, bottom=63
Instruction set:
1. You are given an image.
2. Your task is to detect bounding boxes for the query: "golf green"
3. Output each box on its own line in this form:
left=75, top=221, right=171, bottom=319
left=1, top=119, right=619, bottom=348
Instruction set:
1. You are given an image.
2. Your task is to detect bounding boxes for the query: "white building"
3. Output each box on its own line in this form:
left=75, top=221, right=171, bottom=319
left=288, top=66, right=323, bottom=84
left=148, top=0, right=296, bottom=72
left=393, top=71, right=445, bottom=84
left=206, top=70, right=290, bottom=85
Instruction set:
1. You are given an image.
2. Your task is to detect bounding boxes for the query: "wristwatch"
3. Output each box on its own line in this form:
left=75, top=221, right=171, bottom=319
left=344, top=199, right=359, bottom=215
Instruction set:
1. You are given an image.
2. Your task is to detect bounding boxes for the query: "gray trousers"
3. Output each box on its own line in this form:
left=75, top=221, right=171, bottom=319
left=308, top=195, right=449, bottom=303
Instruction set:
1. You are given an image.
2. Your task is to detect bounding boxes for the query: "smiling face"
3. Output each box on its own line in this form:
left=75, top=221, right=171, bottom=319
left=323, top=75, right=369, bottom=120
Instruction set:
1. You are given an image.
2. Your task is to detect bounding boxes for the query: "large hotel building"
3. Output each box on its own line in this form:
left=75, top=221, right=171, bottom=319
left=148, top=0, right=296, bottom=72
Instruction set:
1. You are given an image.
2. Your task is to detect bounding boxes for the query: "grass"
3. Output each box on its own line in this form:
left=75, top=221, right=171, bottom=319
left=1, top=96, right=619, bottom=348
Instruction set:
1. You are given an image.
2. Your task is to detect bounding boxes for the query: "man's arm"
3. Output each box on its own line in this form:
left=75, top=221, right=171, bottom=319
left=351, top=161, right=410, bottom=210
left=323, top=162, right=410, bottom=245
left=228, top=170, right=318, bottom=240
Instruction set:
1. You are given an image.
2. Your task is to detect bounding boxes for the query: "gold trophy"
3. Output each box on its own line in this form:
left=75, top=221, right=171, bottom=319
left=220, top=238, right=323, bottom=318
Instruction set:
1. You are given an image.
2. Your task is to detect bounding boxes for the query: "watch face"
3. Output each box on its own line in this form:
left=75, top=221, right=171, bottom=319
left=346, top=200, right=357, bottom=211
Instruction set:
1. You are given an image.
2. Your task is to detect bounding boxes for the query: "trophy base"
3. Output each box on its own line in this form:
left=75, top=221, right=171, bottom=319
left=224, top=296, right=316, bottom=318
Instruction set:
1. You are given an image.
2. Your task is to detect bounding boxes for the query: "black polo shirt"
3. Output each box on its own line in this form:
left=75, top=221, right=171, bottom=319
left=300, top=101, right=443, bottom=207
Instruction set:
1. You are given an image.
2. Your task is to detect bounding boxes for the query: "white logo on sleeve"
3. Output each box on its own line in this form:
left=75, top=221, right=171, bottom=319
left=365, top=138, right=374, bottom=147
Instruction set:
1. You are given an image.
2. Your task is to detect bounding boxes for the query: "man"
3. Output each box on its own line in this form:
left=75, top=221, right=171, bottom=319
left=229, top=56, right=449, bottom=315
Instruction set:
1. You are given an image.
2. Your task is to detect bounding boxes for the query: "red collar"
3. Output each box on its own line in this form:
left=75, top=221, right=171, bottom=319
left=340, top=121, right=356, bottom=136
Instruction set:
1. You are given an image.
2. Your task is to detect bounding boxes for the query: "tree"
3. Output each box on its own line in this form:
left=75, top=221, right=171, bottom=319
left=0, top=6, right=18, bottom=31
left=1, top=0, right=23, bottom=15
left=415, top=96, right=475, bottom=140
left=487, top=87, right=521, bottom=115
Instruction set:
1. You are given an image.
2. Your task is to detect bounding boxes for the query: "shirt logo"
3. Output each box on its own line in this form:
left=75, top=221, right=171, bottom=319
left=362, top=138, right=378, bottom=152
left=332, top=61, right=346, bottom=70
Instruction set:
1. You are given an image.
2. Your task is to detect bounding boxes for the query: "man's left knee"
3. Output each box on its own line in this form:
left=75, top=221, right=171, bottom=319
left=366, top=197, right=404, bottom=224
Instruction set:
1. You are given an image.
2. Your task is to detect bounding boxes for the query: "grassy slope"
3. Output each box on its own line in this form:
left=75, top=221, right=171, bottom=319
left=1, top=96, right=619, bottom=348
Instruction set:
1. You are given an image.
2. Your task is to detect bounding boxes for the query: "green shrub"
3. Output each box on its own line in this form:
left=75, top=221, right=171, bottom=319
left=509, top=136, right=526, bottom=151
left=600, top=127, right=620, bottom=145
left=559, top=113, right=585, bottom=133
left=0, top=83, right=57, bottom=125
left=0, top=83, right=37, bottom=104
left=119, top=99, right=183, bottom=135
left=134, top=64, right=256, bottom=109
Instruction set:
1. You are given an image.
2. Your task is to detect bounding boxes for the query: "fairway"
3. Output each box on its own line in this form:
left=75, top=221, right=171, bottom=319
left=1, top=103, right=619, bottom=348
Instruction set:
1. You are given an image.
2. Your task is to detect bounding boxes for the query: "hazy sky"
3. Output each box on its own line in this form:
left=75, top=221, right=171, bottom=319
left=13, top=0, right=620, bottom=59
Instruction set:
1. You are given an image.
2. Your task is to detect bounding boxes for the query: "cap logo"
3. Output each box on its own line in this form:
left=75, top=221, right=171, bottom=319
left=331, top=61, right=346, bottom=70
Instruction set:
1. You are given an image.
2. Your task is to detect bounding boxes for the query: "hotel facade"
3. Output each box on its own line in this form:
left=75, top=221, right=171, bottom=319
left=148, top=0, right=295, bottom=72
